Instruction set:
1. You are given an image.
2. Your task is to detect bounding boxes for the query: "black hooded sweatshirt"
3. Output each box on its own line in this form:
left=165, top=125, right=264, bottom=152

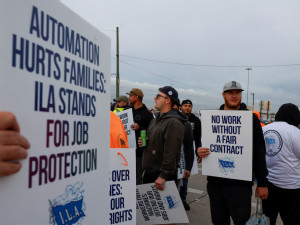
left=207, top=103, right=268, bottom=187
left=275, top=103, right=300, bottom=127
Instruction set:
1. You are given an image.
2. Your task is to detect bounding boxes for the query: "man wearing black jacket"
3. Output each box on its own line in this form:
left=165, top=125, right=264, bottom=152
left=181, top=99, right=202, bottom=150
left=197, top=81, right=268, bottom=225
left=127, top=88, right=153, bottom=185
left=180, top=99, right=201, bottom=210
left=174, top=103, right=195, bottom=179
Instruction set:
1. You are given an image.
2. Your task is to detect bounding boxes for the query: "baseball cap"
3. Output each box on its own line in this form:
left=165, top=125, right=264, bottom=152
left=113, top=95, right=129, bottom=103
left=223, top=81, right=244, bottom=92
left=126, top=88, right=144, bottom=97
left=182, top=99, right=193, bottom=105
left=158, top=86, right=180, bottom=105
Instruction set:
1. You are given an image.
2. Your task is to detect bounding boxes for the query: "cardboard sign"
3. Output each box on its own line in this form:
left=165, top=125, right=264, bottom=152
left=177, top=142, right=198, bottom=179
left=0, top=0, right=111, bottom=224
left=116, top=109, right=137, bottom=149
left=201, top=110, right=253, bottom=181
left=109, top=148, right=136, bottom=225
left=197, top=110, right=202, bottom=120
left=136, top=181, right=189, bottom=224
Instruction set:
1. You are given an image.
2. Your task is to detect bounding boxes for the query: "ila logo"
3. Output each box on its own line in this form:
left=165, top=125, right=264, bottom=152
left=49, top=182, right=86, bottom=225
left=218, top=157, right=235, bottom=174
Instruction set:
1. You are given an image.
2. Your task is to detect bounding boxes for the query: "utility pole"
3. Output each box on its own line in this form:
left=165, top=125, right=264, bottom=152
left=259, top=101, right=262, bottom=118
left=246, top=68, right=252, bottom=106
left=116, top=27, right=119, bottom=98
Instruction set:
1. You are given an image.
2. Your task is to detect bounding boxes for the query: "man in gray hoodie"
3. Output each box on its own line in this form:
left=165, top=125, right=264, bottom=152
left=142, top=86, right=186, bottom=191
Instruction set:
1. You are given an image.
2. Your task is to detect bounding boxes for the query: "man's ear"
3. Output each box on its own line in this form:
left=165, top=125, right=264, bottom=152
left=166, top=97, right=172, bottom=105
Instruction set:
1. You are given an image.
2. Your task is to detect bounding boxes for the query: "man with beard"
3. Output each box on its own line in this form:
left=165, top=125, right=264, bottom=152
left=180, top=99, right=201, bottom=210
left=126, top=88, right=153, bottom=184
left=197, top=81, right=268, bottom=225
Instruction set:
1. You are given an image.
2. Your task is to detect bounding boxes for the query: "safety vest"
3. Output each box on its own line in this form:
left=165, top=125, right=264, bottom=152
left=110, top=111, right=129, bottom=148
left=253, top=111, right=265, bottom=127
left=113, top=108, right=125, bottom=113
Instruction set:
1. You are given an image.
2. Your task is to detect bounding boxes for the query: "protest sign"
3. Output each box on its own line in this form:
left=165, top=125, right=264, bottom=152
left=116, top=109, right=136, bottom=149
left=177, top=142, right=198, bottom=179
left=191, top=153, right=199, bottom=175
left=0, top=0, right=111, bottom=224
left=136, top=181, right=189, bottom=224
left=197, top=110, right=202, bottom=119
left=201, top=110, right=253, bottom=181
left=109, top=148, right=136, bottom=225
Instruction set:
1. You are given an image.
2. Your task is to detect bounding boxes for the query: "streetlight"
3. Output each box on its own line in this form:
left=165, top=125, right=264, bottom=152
left=246, top=68, right=252, bottom=106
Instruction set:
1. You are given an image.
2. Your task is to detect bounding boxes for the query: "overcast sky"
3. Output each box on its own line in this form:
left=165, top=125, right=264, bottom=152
left=61, top=0, right=300, bottom=115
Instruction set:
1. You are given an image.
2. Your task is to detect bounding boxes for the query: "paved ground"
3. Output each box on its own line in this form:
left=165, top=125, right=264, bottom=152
left=177, top=164, right=283, bottom=225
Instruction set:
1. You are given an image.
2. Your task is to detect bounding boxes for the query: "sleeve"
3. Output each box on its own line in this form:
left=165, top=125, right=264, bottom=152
left=135, top=111, right=153, bottom=150
left=252, top=114, right=268, bottom=187
left=141, top=111, right=154, bottom=131
left=292, top=129, right=300, bottom=160
left=134, top=111, right=153, bottom=133
left=194, top=117, right=202, bottom=150
left=159, top=119, right=185, bottom=179
left=183, top=122, right=195, bottom=171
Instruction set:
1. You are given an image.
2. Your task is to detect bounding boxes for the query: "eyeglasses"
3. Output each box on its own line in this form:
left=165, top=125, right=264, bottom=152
left=155, top=94, right=168, bottom=99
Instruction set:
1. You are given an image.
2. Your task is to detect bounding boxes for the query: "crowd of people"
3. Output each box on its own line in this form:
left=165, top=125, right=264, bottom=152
left=1, top=80, right=299, bottom=225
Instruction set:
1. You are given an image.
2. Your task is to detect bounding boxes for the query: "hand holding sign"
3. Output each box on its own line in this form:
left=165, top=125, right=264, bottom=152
left=183, top=170, right=191, bottom=179
left=0, top=112, right=30, bottom=176
left=155, top=176, right=166, bottom=191
left=130, top=123, right=139, bottom=130
left=197, top=147, right=210, bottom=163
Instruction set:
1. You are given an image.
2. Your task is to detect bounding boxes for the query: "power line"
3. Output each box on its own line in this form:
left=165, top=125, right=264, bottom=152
left=112, top=57, right=207, bottom=91
left=120, top=54, right=300, bottom=68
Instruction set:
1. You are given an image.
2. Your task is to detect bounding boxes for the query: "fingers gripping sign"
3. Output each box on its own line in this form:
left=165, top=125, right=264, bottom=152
left=197, top=147, right=210, bottom=163
left=155, top=176, right=166, bottom=191
left=0, top=112, right=30, bottom=176
left=130, top=123, right=139, bottom=130
left=183, top=170, right=191, bottom=179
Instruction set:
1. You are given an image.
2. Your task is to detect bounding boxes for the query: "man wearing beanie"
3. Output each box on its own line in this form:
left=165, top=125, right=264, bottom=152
left=197, top=81, right=268, bottom=225
left=180, top=99, right=202, bottom=210
left=141, top=86, right=187, bottom=191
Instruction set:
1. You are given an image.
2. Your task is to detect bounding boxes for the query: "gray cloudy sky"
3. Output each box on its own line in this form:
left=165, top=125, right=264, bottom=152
left=61, top=0, right=300, bottom=114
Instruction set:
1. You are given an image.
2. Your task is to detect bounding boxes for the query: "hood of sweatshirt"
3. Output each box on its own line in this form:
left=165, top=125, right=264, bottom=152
left=156, top=108, right=188, bottom=123
left=275, top=103, right=300, bottom=127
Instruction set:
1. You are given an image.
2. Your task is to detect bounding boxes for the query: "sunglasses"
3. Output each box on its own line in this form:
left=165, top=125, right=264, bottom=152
left=155, top=94, right=169, bottom=99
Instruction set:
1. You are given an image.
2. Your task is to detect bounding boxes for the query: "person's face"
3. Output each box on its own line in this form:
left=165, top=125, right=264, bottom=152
left=128, top=94, right=138, bottom=105
left=154, top=92, right=169, bottom=110
left=222, top=90, right=242, bottom=110
left=116, top=101, right=127, bottom=108
left=181, top=104, right=192, bottom=115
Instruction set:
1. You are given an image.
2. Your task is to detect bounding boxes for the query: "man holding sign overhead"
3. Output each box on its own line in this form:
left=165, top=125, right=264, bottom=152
left=197, top=81, right=268, bottom=225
